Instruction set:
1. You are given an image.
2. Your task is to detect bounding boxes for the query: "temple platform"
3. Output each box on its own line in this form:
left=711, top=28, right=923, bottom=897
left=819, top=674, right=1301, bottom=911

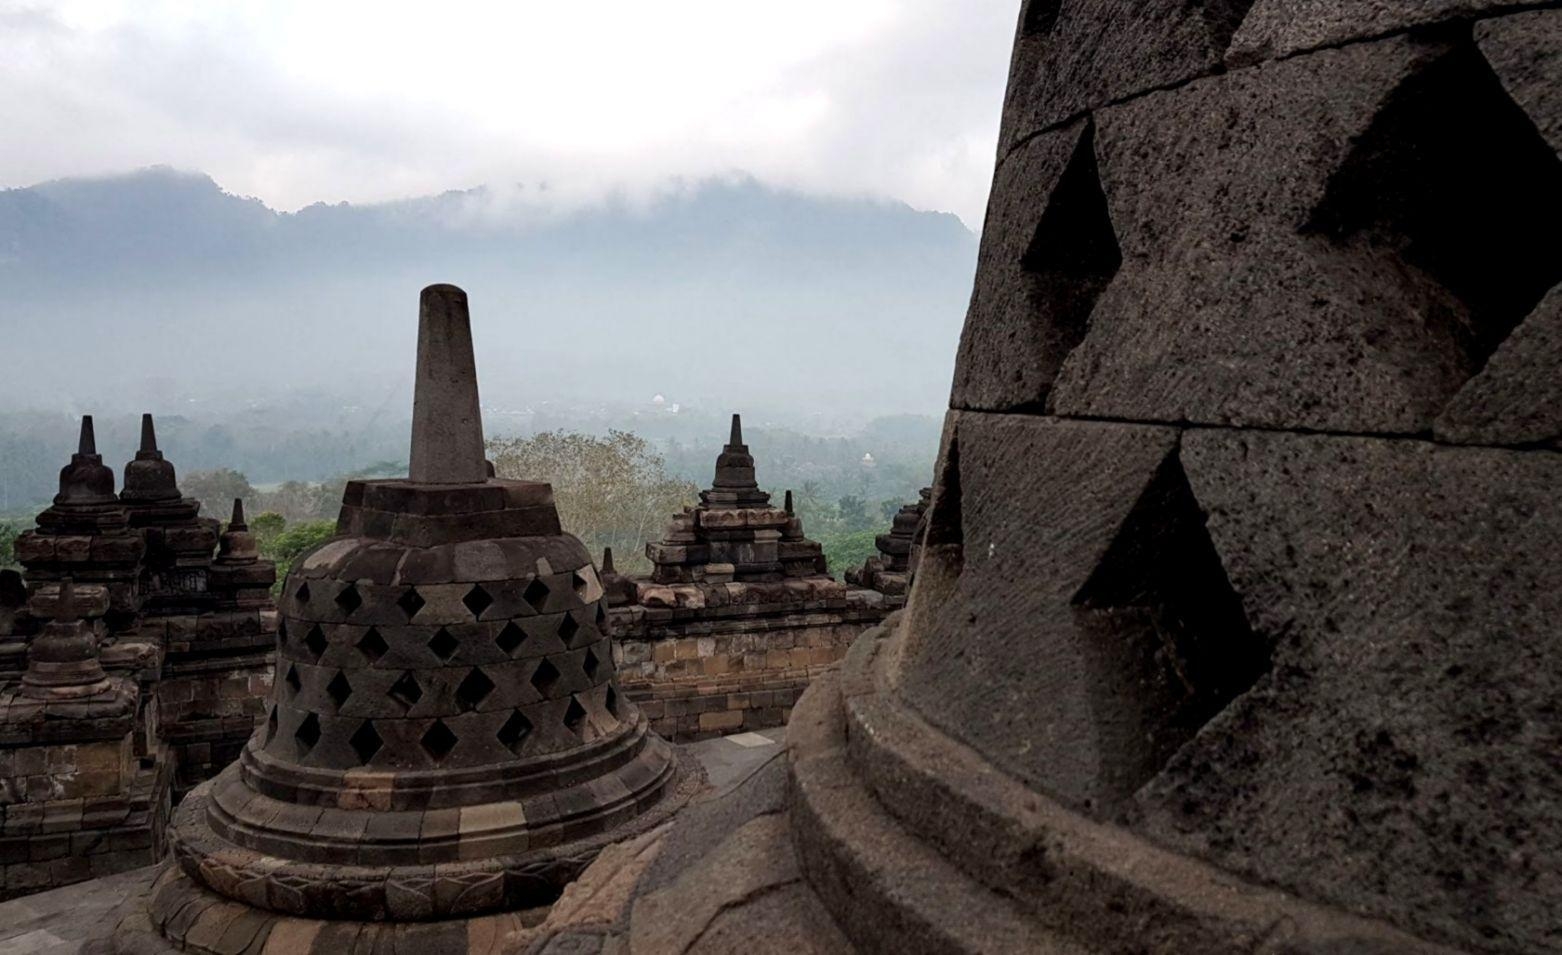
left=0, top=727, right=783, bottom=955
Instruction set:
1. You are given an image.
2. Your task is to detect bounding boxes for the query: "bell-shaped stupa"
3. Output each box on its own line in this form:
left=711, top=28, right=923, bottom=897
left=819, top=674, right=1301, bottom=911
left=122, top=284, right=699, bottom=953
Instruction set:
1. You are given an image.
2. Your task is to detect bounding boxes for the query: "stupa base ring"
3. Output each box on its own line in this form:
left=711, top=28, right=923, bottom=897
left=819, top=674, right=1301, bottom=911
left=110, top=864, right=546, bottom=955
left=785, top=616, right=1460, bottom=954
left=107, top=745, right=702, bottom=953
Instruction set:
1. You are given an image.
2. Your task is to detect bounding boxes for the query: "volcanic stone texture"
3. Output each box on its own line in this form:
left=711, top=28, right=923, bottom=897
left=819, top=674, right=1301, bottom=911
left=1001, top=0, right=1260, bottom=148
left=1228, top=0, right=1556, bottom=62
left=1127, top=430, right=1562, bottom=951
left=957, top=33, right=1562, bottom=434
left=916, top=4, right=1562, bottom=954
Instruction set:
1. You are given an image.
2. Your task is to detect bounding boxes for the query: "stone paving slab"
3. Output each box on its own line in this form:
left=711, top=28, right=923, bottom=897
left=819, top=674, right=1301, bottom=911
left=0, top=866, right=152, bottom=954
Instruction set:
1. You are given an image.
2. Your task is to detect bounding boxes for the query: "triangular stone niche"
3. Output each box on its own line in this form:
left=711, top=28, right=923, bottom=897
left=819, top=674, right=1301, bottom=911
left=1018, top=120, right=1123, bottom=412
left=1071, top=448, right=1268, bottom=812
left=1306, top=37, right=1562, bottom=382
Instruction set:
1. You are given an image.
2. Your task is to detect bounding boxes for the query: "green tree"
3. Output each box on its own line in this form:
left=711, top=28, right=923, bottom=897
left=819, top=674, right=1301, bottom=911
left=820, top=530, right=879, bottom=581
left=260, top=520, right=338, bottom=594
left=182, top=468, right=257, bottom=519
left=837, top=495, right=871, bottom=531
left=250, top=511, right=288, bottom=545
left=487, top=430, right=698, bottom=575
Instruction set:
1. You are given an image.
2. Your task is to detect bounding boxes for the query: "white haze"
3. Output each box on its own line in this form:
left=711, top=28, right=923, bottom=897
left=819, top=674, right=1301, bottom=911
left=0, top=0, right=1018, bottom=228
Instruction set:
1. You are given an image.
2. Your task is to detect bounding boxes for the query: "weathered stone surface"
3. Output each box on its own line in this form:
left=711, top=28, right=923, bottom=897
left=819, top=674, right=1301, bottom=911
left=1132, top=430, right=1562, bottom=953
left=898, top=413, right=1232, bottom=815
left=1476, top=8, right=1562, bottom=157
left=1435, top=286, right=1562, bottom=445
left=950, top=121, right=1097, bottom=414
left=409, top=284, right=488, bottom=485
left=98, top=284, right=698, bottom=953
left=1229, top=0, right=1548, bottom=64
left=1039, top=36, right=1560, bottom=433
left=610, top=418, right=877, bottom=740
left=540, top=6, right=1562, bottom=954
left=1000, top=0, right=1254, bottom=150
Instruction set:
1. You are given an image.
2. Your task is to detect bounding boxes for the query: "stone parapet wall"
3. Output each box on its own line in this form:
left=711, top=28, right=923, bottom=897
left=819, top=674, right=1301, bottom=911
left=0, top=735, right=171, bottom=901
left=610, top=603, right=883, bottom=740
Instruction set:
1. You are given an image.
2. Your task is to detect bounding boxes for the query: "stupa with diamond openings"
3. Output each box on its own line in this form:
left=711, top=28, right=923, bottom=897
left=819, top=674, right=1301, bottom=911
left=115, top=284, right=698, bottom=953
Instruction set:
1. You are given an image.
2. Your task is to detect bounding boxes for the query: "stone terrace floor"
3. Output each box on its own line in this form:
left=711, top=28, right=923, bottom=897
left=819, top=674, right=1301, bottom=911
left=0, top=727, right=786, bottom=955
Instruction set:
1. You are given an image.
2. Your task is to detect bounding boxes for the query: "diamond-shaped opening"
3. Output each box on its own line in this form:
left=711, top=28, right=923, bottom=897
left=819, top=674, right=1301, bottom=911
left=497, top=710, right=532, bottom=755
left=326, top=671, right=353, bottom=710
left=397, top=587, right=426, bottom=620
left=595, top=605, right=608, bottom=627
left=295, top=582, right=311, bottom=606
left=421, top=720, right=458, bottom=763
left=356, top=627, right=389, bottom=663
left=495, top=621, right=527, bottom=656
left=1013, top=121, right=1122, bottom=411
left=389, top=671, right=423, bottom=711
left=428, top=628, right=459, bottom=662
left=278, top=618, right=288, bottom=642
left=572, top=571, right=590, bottom=599
left=605, top=685, right=619, bottom=718
left=284, top=664, right=302, bottom=696
left=523, top=577, right=550, bottom=613
left=531, top=658, right=561, bottom=696
left=456, top=668, right=496, bottom=712
left=303, top=625, right=329, bottom=662
left=559, top=614, right=581, bottom=645
left=583, top=648, right=601, bottom=682
left=1306, top=43, right=1562, bottom=379
left=334, top=582, right=362, bottom=616
left=1070, top=449, right=1269, bottom=814
left=295, top=712, right=321, bottom=756
left=349, top=720, right=383, bottom=765
left=265, top=705, right=278, bottom=744
left=463, top=584, right=494, bottom=619
left=563, top=696, right=588, bottom=736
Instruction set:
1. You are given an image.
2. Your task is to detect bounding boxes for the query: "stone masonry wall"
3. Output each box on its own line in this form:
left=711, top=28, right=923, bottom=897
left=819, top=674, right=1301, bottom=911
left=611, top=607, right=880, bottom=740
left=0, top=736, right=170, bottom=900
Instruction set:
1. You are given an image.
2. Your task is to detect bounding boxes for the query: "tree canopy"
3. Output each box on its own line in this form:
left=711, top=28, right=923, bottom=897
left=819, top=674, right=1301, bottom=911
left=487, top=430, right=698, bottom=575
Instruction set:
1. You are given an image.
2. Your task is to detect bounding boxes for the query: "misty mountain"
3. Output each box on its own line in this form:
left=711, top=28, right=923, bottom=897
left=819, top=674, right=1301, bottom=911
left=0, top=168, right=978, bottom=422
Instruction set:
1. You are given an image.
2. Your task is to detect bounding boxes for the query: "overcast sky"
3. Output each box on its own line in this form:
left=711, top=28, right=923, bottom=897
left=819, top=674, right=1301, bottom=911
left=0, top=1, right=1018, bottom=227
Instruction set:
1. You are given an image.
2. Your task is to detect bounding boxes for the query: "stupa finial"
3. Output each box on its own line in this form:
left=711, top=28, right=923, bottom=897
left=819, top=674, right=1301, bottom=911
left=408, top=284, right=488, bottom=484
left=140, top=413, right=158, bottom=453
left=729, top=413, right=743, bottom=448
left=230, top=498, right=247, bottom=529
left=79, top=415, right=97, bottom=457
left=785, top=489, right=794, bottom=515
left=602, top=546, right=617, bottom=575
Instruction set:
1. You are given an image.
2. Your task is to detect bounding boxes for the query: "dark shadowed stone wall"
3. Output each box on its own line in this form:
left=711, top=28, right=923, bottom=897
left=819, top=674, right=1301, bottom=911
left=895, top=2, right=1562, bottom=952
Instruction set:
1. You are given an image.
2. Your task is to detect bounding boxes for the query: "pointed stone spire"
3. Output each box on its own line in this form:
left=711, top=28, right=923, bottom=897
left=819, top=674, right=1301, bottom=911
left=710, top=412, right=762, bottom=498
left=215, top=497, right=260, bottom=564
left=784, top=490, right=795, bottom=516
left=210, top=497, right=272, bottom=607
left=54, top=415, right=117, bottom=506
left=602, top=546, right=617, bottom=575
left=409, top=284, right=488, bottom=485
left=122, top=412, right=182, bottom=503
